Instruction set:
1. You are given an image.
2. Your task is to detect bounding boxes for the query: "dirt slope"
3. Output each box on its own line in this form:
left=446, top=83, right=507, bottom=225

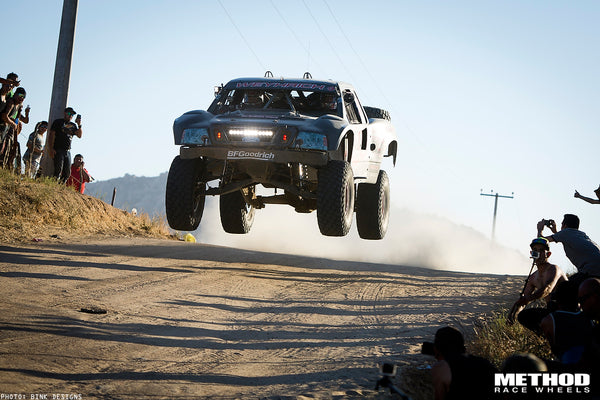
left=0, top=237, right=521, bottom=399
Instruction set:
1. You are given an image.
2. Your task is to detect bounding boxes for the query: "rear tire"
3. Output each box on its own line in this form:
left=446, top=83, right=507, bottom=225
left=165, top=156, right=206, bottom=231
left=220, top=187, right=255, bottom=234
left=317, top=160, right=354, bottom=236
left=356, top=170, right=390, bottom=240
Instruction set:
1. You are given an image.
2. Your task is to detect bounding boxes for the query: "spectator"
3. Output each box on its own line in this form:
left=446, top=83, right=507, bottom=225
left=540, top=281, right=593, bottom=363
left=48, top=107, right=82, bottom=182
left=1, top=87, right=29, bottom=169
left=537, top=214, right=600, bottom=285
left=577, top=278, right=600, bottom=399
left=65, top=154, right=91, bottom=194
left=430, top=326, right=497, bottom=400
left=508, top=238, right=567, bottom=333
left=22, top=121, right=48, bottom=178
left=574, top=186, right=600, bottom=205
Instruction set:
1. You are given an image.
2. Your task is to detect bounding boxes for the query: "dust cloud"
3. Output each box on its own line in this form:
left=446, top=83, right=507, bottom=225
left=194, top=197, right=529, bottom=276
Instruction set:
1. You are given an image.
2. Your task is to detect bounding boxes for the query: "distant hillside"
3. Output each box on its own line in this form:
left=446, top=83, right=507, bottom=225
left=86, top=172, right=167, bottom=217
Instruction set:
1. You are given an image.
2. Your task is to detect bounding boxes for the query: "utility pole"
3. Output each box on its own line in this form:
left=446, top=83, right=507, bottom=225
left=40, top=0, right=78, bottom=177
left=480, top=190, right=514, bottom=242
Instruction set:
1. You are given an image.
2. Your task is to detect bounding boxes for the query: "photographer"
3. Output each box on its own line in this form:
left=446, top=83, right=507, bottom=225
left=65, top=154, right=92, bottom=194
left=537, top=215, right=600, bottom=285
left=507, top=238, right=567, bottom=333
left=426, top=326, right=497, bottom=400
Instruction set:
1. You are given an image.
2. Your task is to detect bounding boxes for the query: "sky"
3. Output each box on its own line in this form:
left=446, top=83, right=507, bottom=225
left=3, top=1, right=600, bottom=274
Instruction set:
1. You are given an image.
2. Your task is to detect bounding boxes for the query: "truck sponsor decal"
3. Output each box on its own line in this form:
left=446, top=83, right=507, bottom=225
left=235, top=82, right=336, bottom=91
left=227, top=150, right=275, bottom=161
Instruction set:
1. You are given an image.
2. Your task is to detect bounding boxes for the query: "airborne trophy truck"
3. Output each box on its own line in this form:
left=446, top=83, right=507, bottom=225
left=166, top=73, right=397, bottom=239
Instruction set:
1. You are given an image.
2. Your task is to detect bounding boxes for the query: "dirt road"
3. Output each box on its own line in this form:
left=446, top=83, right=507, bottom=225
left=0, top=237, right=521, bottom=399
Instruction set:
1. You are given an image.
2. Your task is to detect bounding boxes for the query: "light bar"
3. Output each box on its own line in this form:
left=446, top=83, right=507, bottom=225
left=228, top=129, right=273, bottom=137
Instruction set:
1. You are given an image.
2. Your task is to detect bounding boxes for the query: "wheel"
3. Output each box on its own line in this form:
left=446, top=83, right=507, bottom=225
left=363, top=106, right=391, bottom=121
left=220, top=187, right=255, bottom=234
left=356, top=170, right=390, bottom=240
left=317, top=160, right=354, bottom=236
left=165, top=156, right=206, bottom=231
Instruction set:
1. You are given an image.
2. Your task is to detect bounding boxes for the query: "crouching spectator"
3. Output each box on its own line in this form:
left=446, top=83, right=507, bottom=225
left=430, top=326, right=498, bottom=400
left=540, top=280, right=593, bottom=364
left=65, top=154, right=92, bottom=194
left=23, top=121, right=47, bottom=178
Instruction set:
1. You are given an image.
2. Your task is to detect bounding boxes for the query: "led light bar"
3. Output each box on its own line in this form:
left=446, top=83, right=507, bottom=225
left=228, top=129, right=273, bottom=137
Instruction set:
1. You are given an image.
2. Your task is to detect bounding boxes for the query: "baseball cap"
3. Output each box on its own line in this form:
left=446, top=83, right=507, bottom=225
left=530, top=237, right=549, bottom=250
left=65, top=107, right=76, bottom=114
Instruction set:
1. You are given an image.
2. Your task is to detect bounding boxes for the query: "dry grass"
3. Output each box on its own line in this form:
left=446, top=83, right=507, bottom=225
left=0, top=168, right=173, bottom=243
left=468, top=307, right=553, bottom=369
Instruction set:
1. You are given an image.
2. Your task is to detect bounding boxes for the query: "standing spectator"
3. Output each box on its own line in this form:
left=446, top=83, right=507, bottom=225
left=22, top=121, right=48, bottom=178
left=65, top=154, right=92, bottom=194
left=1, top=87, right=29, bottom=169
left=507, top=237, right=567, bottom=333
left=575, top=186, right=600, bottom=205
left=537, top=215, right=600, bottom=285
left=48, top=107, right=82, bottom=182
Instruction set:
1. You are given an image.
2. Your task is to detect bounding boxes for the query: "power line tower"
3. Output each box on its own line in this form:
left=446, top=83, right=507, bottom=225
left=480, top=190, right=514, bottom=242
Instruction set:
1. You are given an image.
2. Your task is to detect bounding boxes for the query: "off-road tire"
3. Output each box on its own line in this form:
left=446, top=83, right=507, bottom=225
left=356, top=169, right=390, bottom=240
left=317, top=160, right=354, bottom=236
left=165, top=156, right=206, bottom=231
left=363, top=106, right=391, bottom=121
left=220, top=188, right=255, bottom=234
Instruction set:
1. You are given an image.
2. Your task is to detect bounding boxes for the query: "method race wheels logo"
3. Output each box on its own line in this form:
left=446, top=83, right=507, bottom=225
left=227, top=150, right=275, bottom=161
left=494, top=373, right=591, bottom=396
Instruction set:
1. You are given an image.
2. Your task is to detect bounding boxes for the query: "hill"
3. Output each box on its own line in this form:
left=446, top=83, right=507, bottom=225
left=0, top=169, right=171, bottom=243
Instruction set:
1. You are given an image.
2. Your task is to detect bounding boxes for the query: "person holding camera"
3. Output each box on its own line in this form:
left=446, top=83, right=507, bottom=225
left=48, top=106, right=82, bottom=183
left=507, top=237, right=567, bottom=332
left=65, top=154, right=92, bottom=194
left=537, top=214, right=600, bottom=285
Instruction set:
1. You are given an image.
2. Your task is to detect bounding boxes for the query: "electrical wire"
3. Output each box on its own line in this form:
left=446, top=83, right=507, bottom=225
left=217, top=0, right=267, bottom=72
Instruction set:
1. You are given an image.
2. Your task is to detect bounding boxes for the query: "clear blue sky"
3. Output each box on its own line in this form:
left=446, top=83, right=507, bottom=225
left=3, top=1, right=600, bottom=272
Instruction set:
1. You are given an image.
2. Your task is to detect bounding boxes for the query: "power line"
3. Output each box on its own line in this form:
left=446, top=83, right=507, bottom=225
left=217, top=0, right=267, bottom=72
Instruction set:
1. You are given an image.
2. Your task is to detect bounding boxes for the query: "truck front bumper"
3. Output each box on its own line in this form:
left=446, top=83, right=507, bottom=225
left=180, top=146, right=329, bottom=166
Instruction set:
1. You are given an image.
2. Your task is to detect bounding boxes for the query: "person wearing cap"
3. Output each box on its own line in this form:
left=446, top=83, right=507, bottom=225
left=48, top=107, right=82, bottom=183
left=507, top=237, right=567, bottom=333
left=575, top=185, right=600, bottom=205
left=537, top=214, right=600, bottom=285
left=0, top=86, right=29, bottom=169
left=23, top=121, right=48, bottom=178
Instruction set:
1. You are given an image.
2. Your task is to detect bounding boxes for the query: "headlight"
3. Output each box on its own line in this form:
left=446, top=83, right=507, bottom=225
left=182, top=128, right=209, bottom=145
left=228, top=129, right=273, bottom=137
left=295, top=132, right=328, bottom=150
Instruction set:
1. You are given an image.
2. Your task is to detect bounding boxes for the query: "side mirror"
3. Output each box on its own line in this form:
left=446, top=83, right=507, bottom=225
left=343, top=92, right=355, bottom=103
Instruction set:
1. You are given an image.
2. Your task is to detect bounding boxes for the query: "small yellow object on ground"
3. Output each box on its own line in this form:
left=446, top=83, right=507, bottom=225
left=184, top=233, right=196, bottom=243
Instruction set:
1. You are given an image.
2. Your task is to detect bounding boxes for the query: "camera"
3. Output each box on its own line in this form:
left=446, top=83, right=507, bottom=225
left=421, top=341, right=435, bottom=356
left=542, top=219, right=554, bottom=227
left=379, top=362, right=397, bottom=377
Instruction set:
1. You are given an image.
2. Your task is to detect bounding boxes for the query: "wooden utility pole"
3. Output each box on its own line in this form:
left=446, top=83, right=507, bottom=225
left=40, top=0, right=78, bottom=177
left=480, top=190, right=514, bottom=242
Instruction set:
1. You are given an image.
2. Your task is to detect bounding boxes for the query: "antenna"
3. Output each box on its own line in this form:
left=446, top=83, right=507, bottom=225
left=264, top=71, right=273, bottom=78
left=480, top=190, right=514, bottom=242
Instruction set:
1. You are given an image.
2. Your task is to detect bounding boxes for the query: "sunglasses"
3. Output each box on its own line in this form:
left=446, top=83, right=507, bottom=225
left=17, top=94, right=25, bottom=98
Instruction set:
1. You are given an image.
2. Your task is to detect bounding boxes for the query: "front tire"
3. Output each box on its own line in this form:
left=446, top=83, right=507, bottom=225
left=356, top=169, right=390, bottom=240
left=165, top=156, right=206, bottom=231
left=220, top=187, right=255, bottom=234
left=317, top=160, right=354, bottom=236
